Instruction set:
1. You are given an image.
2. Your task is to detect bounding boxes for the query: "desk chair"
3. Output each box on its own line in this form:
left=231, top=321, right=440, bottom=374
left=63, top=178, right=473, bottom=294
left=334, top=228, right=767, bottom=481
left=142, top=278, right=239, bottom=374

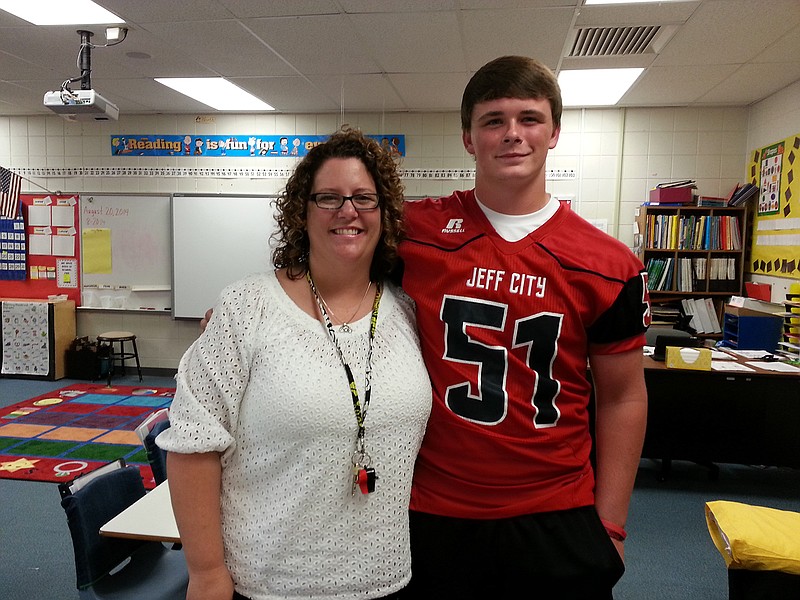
left=60, top=464, right=188, bottom=600
left=96, top=331, right=142, bottom=387
left=144, top=419, right=171, bottom=486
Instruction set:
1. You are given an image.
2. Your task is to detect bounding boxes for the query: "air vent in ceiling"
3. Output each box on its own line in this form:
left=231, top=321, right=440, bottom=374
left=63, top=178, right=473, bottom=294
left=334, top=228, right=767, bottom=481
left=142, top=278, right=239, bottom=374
left=569, top=26, right=660, bottom=57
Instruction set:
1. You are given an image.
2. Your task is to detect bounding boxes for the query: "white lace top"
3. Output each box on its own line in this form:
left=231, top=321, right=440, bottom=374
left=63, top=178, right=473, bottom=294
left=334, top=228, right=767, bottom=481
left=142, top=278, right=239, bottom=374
left=158, top=271, right=432, bottom=600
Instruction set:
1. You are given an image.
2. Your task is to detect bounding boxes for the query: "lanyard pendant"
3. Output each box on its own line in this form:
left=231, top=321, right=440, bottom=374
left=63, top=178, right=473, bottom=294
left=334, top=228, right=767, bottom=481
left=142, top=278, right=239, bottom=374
left=353, top=466, right=377, bottom=495
left=351, top=448, right=377, bottom=496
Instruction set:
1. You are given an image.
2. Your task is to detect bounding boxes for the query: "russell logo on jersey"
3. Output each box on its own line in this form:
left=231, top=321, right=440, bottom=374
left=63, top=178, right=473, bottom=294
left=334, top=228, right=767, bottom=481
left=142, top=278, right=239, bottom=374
left=441, top=218, right=465, bottom=234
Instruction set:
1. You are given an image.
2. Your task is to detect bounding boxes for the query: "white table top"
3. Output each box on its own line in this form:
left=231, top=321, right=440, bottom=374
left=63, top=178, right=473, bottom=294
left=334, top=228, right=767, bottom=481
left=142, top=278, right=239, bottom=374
left=100, top=480, right=180, bottom=543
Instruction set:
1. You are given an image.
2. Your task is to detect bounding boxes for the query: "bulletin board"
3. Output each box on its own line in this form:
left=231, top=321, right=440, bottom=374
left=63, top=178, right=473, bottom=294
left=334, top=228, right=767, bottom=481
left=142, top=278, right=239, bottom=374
left=1, top=194, right=81, bottom=303
left=171, top=194, right=277, bottom=319
left=80, top=194, right=172, bottom=310
left=747, top=132, right=800, bottom=279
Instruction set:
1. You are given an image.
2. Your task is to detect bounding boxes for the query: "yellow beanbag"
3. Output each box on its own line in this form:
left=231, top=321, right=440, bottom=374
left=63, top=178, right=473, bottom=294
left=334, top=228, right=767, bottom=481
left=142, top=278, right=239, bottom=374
left=705, top=501, right=800, bottom=575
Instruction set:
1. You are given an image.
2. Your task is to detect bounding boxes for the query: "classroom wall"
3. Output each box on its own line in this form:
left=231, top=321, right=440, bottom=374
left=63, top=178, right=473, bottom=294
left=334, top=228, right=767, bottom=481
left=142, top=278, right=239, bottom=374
left=0, top=103, right=761, bottom=369
left=745, top=78, right=800, bottom=302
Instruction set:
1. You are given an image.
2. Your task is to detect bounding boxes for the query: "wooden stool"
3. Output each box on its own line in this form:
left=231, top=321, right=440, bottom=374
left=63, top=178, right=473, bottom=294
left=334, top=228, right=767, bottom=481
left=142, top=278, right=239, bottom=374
left=96, top=331, right=142, bottom=387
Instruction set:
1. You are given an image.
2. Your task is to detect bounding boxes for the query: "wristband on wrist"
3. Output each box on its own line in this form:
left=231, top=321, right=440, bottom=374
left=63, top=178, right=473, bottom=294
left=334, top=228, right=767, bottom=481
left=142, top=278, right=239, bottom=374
left=601, top=519, right=627, bottom=541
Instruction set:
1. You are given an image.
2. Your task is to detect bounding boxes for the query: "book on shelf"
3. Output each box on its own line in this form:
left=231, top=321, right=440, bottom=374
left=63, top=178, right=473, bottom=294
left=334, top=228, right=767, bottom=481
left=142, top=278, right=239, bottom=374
left=645, top=257, right=676, bottom=292
left=726, top=183, right=740, bottom=204
left=680, top=297, right=721, bottom=335
left=650, top=304, right=683, bottom=327
left=729, top=183, right=758, bottom=206
left=721, top=215, right=742, bottom=250
left=693, top=298, right=714, bottom=334
left=704, top=297, right=722, bottom=333
left=708, top=257, right=738, bottom=293
left=658, top=257, right=674, bottom=291
left=673, top=257, right=706, bottom=292
left=697, top=195, right=728, bottom=207
left=681, top=298, right=701, bottom=333
left=694, top=257, right=707, bottom=291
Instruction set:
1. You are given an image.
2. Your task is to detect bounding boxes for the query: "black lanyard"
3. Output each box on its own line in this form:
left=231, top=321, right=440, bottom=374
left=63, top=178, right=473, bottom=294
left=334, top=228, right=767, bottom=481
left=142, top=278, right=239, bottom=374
left=306, top=272, right=382, bottom=450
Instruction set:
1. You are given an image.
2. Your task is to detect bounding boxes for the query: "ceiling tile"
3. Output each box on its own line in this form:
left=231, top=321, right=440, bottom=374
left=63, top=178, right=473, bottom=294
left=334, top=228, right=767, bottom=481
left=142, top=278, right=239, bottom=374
left=350, top=11, right=466, bottom=73
left=305, top=74, right=406, bottom=111
left=697, top=62, right=800, bottom=105
left=231, top=76, right=340, bottom=112
left=246, top=15, right=380, bottom=75
left=136, top=20, right=295, bottom=77
left=388, top=72, right=472, bottom=111
left=620, top=64, right=738, bottom=106
left=460, top=7, right=575, bottom=71
left=655, top=0, right=800, bottom=66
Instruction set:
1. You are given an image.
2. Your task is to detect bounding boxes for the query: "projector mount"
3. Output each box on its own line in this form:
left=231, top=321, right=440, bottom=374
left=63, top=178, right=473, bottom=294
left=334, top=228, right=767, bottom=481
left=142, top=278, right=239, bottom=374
left=56, top=28, right=128, bottom=104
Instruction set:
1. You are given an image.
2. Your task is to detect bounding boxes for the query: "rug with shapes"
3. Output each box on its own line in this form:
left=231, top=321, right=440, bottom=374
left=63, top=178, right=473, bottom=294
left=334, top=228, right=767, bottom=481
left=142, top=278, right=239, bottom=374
left=0, top=383, right=175, bottom=489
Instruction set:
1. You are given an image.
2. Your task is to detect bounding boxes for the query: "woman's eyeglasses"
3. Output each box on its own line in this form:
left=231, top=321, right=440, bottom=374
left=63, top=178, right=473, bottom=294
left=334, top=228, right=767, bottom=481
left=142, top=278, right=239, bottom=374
left=309, top=193, right=380, bottom=211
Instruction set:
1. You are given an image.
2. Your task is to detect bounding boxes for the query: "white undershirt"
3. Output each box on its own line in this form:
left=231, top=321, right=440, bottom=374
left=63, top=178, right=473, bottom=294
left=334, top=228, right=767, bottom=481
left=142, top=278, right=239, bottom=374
left=474, top=194, right=560, bottom=242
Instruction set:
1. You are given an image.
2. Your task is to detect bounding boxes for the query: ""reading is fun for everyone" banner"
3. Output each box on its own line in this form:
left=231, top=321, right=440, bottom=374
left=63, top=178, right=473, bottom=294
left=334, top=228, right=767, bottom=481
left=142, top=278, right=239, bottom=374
left=111, top=134, right=405, bottom=158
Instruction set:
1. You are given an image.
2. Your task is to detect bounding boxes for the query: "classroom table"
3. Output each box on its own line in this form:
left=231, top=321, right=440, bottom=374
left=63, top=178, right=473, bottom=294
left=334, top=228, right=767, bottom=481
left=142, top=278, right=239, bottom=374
left=641, top=353, right=800, bottom=476
left=100, top=480, right=180, bottom=543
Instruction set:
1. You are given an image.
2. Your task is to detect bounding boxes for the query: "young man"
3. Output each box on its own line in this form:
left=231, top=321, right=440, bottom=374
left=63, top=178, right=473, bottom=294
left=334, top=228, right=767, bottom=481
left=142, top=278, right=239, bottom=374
left=200, top=55, right=649, bottom=598
left=398, top=55, right=650, bottom=598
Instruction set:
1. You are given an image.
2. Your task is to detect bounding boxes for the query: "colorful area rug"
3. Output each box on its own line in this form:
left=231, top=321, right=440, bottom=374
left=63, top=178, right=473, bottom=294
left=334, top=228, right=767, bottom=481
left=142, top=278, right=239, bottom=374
left=0, top=383, right=175, bottom=489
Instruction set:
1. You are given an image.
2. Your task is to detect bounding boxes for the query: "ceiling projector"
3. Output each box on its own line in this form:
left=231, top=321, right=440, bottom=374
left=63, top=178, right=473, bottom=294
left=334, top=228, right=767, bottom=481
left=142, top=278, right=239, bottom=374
left=43, top=89, right=119, bottom=121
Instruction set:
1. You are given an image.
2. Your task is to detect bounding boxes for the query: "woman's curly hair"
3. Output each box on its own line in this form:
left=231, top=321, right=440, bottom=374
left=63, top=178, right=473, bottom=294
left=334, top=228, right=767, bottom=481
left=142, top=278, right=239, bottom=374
left=272, top=127, right=404, bottom=281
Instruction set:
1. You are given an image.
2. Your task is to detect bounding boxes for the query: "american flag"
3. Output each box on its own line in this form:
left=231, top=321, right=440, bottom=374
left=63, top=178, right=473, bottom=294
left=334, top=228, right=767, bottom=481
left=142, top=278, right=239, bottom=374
left=0, top=166, right=22, bottom=219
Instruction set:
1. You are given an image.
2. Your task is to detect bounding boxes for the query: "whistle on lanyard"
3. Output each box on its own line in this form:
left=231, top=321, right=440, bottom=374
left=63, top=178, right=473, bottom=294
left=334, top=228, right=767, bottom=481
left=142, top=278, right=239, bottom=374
left=352, top=466, right=377, bottom=495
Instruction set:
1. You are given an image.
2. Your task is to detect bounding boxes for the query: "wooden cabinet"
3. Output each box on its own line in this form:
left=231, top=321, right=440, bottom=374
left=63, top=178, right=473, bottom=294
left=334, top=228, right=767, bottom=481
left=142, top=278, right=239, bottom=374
left=635, top=205, right=747, bottom=297
left=0, top=298, right=76, bottom=380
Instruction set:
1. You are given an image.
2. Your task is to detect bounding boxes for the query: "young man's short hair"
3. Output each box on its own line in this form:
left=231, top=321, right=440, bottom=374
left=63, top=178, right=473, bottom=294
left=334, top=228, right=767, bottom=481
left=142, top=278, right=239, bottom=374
left=460, top=55, right=563, bottom=131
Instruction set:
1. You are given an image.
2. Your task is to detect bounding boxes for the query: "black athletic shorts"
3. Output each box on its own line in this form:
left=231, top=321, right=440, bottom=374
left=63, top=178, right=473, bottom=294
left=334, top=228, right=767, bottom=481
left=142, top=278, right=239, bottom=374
left=233, top=587, right=406, bottom=599
left=402, top=505, right=625, bottom=599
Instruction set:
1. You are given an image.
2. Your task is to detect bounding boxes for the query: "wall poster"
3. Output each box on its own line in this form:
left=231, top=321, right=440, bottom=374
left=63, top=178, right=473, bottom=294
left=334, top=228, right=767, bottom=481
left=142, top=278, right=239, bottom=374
left=747, top=133, right=800, bottom=279
left=0, top=301, right=50, bottom=376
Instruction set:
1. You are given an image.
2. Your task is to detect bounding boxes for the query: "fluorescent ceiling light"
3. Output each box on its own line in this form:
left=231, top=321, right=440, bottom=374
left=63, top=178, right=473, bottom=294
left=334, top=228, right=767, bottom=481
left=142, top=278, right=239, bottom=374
left=558, top=68, right=643, bottom=106
left=584, top=0, right=689, bottom=4
left=0, top=0, right=123, bottom=25
left=155, top=78, right=275, bottom=111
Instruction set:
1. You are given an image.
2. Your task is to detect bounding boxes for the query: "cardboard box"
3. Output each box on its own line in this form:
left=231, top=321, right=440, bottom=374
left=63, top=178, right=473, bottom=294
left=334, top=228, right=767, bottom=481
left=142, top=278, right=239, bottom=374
left=665, top=346, right=711, bottom=371
left=726, top=297, right=783, bottom=316
left=649, top=186, right=694, bottom=204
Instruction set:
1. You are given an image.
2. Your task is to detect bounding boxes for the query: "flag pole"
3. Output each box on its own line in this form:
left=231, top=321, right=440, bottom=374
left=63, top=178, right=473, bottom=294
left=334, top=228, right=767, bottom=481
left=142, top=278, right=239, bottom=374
left=15, top=171, right=61, bottom=195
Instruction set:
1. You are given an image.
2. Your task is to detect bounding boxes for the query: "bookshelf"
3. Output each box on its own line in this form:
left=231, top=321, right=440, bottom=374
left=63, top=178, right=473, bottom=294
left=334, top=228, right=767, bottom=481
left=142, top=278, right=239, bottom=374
left=635, top=205, right=748, bottom=334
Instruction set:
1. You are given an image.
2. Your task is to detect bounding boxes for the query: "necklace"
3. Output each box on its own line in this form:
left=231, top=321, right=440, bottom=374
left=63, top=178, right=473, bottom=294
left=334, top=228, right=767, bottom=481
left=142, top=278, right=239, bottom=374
left=311, top=278, right=373, bottom=333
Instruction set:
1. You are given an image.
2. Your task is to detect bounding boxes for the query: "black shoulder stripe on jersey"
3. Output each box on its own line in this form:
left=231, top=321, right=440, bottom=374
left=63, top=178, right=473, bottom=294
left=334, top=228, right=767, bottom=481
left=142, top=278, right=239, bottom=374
left=588, top=273, right=649, bottom=343
left=403, top=234, right=485, bottom=253
left=535, top=242, right=629, bottom=284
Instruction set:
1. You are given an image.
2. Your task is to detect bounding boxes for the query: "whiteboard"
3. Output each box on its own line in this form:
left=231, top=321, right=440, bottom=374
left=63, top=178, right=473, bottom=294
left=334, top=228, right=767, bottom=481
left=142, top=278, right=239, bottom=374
left=80, top=194, right=172, bottom=310
left=171, top=195, right=278, bottom=319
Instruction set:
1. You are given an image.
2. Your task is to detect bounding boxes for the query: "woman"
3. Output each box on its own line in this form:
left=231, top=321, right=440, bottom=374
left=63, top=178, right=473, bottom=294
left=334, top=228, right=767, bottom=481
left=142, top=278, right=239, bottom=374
left=158, top=128, right=432, bottom=600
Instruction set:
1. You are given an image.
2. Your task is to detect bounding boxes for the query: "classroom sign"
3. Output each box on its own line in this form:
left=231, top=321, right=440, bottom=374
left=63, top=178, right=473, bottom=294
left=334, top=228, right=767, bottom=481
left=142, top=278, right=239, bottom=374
left=110, top=134, right=404, bottom=158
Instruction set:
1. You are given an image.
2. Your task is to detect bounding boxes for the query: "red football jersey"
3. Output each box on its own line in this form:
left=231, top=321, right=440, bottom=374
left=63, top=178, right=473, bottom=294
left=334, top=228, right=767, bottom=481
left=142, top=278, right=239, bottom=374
left=400, top=190, right=650, bottom=519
